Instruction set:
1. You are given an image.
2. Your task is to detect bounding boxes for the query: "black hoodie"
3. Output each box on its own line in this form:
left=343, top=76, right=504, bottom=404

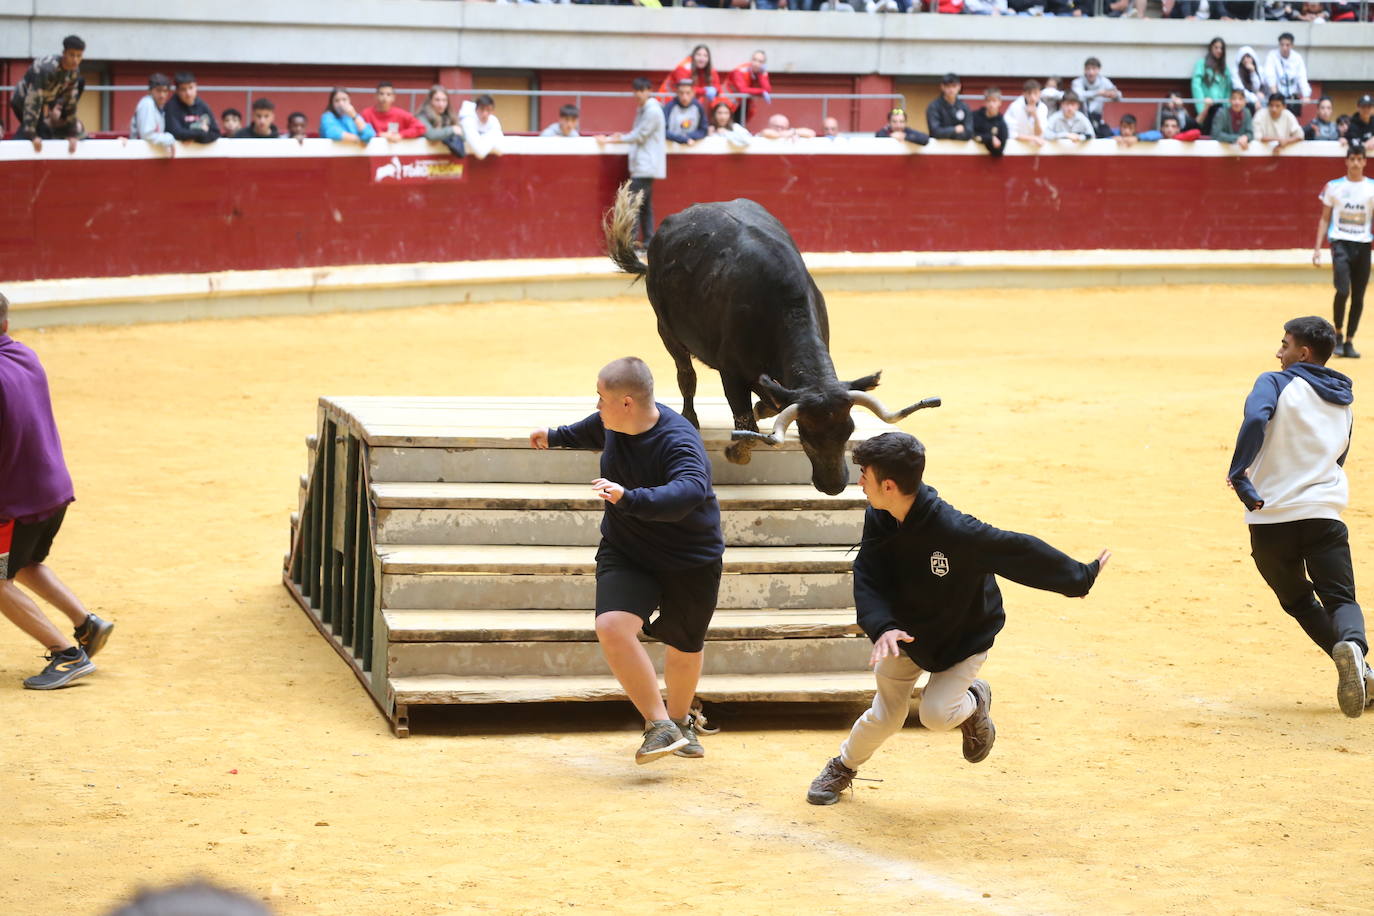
left=853, top=484, right=1100, bottom=672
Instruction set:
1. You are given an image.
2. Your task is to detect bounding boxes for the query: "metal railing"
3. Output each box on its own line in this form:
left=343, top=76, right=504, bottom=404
left=0, top=84, right=907, bottom=134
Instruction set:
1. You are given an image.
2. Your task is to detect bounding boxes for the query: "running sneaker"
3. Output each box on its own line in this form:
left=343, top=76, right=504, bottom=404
left=674, top=714, right=706, bottom=758
left=23, top=648, right=95, bottom=690
left=1333, top=641, right=1366, bottom=718
left=960, top=679, right=996, bottom=763
left=807, top=756, right=857, bottom=806
left=74, top=613, right=114, bottom=658
left=635, top=720, right=687, bottom=765
left=1344, top=341, right=1361, bottom=359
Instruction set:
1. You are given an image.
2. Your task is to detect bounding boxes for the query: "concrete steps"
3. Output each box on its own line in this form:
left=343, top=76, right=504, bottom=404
left=382, top=608, right=863, bottom=642
left=373, top=482, right=865, bottom=546
left=284, top=396, right=890, bottom=736
left=389, top=671, right=879, bottom=707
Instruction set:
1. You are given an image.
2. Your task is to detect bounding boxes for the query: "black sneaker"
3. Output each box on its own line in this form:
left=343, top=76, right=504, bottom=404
left=1333, top=641, right=1366, bottom=718
left=74, top=613, right=114, bottom=658
left=23, top=648, right=95, bottom=690
left=1345, top=341, right=1361, bottom=359
left=635, top=719, right=687, bottom=765
left=807, top=756, right=857, bottom=806
left=674, top=714, right=706, bottom=758
left=960, top=679, right=996, bottom=763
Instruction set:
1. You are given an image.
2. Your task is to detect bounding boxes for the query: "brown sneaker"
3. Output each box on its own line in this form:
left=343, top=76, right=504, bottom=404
left=960, top=679, right=996, bottom=763
left=635, top=719, right=687, bottom=765
left=807, top=756, right=856, bottom=806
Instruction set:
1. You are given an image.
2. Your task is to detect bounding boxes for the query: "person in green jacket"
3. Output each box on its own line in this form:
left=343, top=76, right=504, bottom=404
left=1192, top=36, right=1232, bottom=137
left=1214, top=89, right=1255, bottom=150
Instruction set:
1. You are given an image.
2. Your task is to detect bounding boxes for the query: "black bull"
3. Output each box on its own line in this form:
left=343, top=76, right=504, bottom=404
left=603, top=183, right=937, bottom=495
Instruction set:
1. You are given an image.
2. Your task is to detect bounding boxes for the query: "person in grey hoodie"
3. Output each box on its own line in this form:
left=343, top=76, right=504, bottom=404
left=598, top=78, right=666, bottom=249
left=129, top=73, right=176, bottom=152
left=1228, top=316, right=1372, bottom=717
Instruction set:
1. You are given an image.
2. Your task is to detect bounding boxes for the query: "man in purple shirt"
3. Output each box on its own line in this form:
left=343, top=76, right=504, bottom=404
left=0, top=292, right=112, bottom=689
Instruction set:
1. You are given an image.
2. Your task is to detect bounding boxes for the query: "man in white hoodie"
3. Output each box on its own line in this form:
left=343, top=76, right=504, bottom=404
left=1228, top=316, right=1371, bottom=717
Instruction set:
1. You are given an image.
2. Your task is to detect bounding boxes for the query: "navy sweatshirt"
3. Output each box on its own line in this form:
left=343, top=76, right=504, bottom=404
left=853, top=484, right=1100, bottom=672
left=548, top=405, right=723, bottom=570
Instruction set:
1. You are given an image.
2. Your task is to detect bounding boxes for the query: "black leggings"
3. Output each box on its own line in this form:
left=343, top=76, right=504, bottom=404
left=628, top=177, right=654, bottom=247
left=1332, top=239, right=1371, bottom=340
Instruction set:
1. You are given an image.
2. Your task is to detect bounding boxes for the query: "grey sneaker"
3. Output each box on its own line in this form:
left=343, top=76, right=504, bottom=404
left=74, top=613, right=114, bottom=658
left=1345, top=341, right=1361, bottom=359
left=1365, top=664, right=1374, bottom=709
left=960, top=679, right=996, bottom=763
left=635, top=719, right=687, bottom=765
left=1333, top=641, right=1366, bottom=718
left=674, top=714, right=706, bottom=758
left=807, top=756, right=857, bottom=806
left=23, top=648, right=96, bottom=690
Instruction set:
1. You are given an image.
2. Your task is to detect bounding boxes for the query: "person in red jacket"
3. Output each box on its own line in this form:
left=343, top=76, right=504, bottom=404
left=660, top=44, right=721, bottom=108
left=360, top=82, right=426, bottom=141
left=727, top=50, right=772, bottom=125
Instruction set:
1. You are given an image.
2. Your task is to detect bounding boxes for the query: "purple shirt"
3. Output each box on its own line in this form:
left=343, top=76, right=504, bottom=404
left=0, top=335, right=74, bottom=522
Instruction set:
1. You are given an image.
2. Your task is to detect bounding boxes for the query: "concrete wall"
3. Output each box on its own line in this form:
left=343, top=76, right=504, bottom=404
left=0, top=135, right=1348, bottom=285
left=2, top=1, right=1373, bottom=80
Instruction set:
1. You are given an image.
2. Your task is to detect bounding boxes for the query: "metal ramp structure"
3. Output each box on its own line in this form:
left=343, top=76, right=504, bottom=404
left=283, top=396, right=891, bottom=736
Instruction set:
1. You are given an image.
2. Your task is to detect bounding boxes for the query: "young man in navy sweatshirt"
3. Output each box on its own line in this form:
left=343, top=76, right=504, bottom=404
left=0, top=292, right=114, bottom=689
left=808, top=432, right=1110, bottom=805
left=1228, top=316, right=1372, bottom=717
left=531, top=357, right=724, bottom=764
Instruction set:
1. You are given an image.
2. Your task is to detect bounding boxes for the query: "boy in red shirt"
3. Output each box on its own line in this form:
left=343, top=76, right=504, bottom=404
left=360, top=82, right=426, bottom=141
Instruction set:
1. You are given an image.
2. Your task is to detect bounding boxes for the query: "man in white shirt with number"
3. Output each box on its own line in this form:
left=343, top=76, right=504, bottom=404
left=1315, top=143, right=1373, bottom=358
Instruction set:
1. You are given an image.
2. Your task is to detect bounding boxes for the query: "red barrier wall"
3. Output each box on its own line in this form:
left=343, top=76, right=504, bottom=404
left=0, top=142, right=1341, bottom=284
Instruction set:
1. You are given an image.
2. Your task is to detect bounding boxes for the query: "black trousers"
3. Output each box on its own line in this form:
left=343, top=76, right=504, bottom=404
left=1250, top=518, right=1367, bottom=656
left=628, top=177, right=654, bottom=247
left=1332, top=238, right=1371, bottom=340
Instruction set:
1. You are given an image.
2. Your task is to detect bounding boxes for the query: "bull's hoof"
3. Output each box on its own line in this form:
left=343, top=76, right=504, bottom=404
left=754, top=400, right=778, bottom=421
left=724, top=441, right=753, bottom=465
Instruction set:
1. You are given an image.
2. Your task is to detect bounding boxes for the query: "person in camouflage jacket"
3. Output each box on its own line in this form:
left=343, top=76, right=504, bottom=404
left=10, top=35, right=85, bottom=152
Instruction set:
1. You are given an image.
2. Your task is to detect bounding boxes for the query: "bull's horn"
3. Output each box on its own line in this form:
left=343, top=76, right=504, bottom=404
left=849, top=392, right=941, bottom=423
left=729, top=402, right=800, bottom=448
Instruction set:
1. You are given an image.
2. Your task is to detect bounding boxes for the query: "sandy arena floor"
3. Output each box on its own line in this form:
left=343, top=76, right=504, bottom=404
left=2, top=283, right=1371, bottom=916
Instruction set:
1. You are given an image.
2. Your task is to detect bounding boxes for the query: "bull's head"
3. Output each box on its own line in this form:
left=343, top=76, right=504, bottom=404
left=731, top=372, right=940, bottom=495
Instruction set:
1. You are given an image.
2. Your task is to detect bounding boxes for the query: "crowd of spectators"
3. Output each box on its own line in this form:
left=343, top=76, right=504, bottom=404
left=496, top=0, right=1373, bottom=14
left=5, top=33, right=1373, bottom=159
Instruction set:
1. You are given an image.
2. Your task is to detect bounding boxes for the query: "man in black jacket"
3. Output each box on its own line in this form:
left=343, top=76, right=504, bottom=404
left=531, top=357, right=724, bottom=765
left=808, top=432, right=1110, bottom=805
left=164, top=72, right=221, bottom=144
left=926, top=73, right=973, bottom=142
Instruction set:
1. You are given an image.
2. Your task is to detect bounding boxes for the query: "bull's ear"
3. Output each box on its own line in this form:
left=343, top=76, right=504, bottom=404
left=842, top=370, right=882, bottom=392
left=756, top=374, right=800, bottom=404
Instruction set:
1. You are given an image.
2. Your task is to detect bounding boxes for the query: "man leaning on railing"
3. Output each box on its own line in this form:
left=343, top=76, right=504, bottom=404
left=10, top=35, right=85, bottom=154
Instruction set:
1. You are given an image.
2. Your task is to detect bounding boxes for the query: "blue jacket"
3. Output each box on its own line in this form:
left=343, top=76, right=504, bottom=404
left=549, top=404, right=723, bottom=570
left=319, top=109, right=376, bottom=142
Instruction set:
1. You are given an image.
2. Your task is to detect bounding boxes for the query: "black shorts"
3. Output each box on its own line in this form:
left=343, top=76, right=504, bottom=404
left=594, top=542, right=722, bottom=653
left=0, top=505, right=67, bottom=580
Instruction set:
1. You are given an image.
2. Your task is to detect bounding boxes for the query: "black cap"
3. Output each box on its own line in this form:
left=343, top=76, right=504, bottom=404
left=1359, top=94, right=1374, bottom=107
left=941, top=72, right=960, bottom=84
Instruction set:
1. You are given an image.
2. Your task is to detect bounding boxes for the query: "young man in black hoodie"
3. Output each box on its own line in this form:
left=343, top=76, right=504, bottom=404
left=531, top=357, right=724, bottom=764
left=164, top=72, right=220, bottom=144
left=808, top=432, right=1110, bottom=805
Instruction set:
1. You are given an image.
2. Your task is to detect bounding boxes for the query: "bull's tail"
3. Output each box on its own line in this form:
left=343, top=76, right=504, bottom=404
left=603, top=181, right=648, bottom=280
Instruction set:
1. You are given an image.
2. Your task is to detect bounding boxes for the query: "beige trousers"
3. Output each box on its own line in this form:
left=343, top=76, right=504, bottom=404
left=838, top=650, right=988, bottom=769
